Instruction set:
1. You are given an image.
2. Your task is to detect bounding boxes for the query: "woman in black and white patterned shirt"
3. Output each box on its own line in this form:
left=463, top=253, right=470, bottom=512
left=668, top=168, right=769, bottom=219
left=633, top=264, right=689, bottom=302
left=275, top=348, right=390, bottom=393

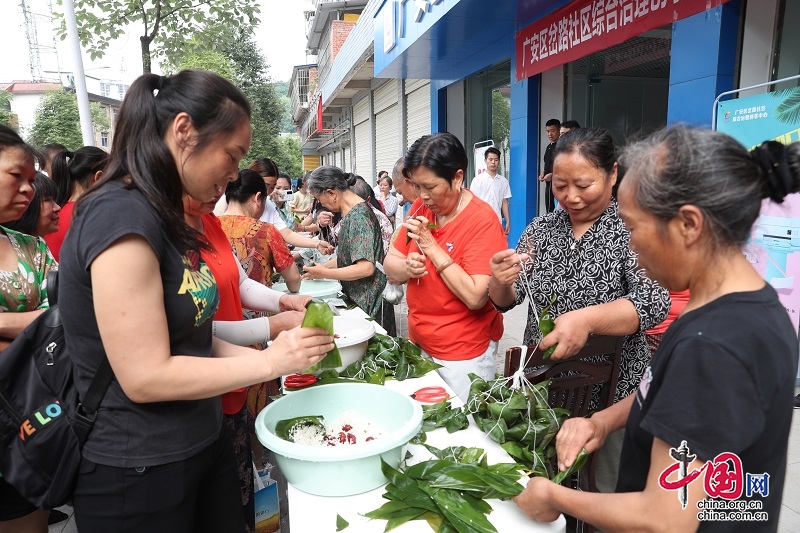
left=489, top=128, right=669, bottom=490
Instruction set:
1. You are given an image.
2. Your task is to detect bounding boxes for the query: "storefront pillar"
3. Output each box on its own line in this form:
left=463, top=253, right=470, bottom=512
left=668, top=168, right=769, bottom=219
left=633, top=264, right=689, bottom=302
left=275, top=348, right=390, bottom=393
left=508, top=64, right=539, bottom=246
left=667, top=0, right=741, bottom=127
left=430, top=80, right=448, bottom=134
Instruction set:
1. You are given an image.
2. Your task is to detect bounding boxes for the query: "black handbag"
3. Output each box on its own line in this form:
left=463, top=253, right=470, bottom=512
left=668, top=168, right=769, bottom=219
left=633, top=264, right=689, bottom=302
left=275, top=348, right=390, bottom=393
left=0, top=271, right=113, bottom=508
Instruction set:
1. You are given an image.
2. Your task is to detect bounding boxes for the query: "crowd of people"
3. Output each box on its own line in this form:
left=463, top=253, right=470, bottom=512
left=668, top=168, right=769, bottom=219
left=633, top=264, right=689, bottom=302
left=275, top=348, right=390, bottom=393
left=0, top=68, right=797, bottom=533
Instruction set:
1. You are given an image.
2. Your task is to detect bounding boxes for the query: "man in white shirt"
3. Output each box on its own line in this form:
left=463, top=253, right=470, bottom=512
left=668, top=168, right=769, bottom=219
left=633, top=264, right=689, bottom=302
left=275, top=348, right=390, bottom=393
left=470, top=146, right=511, bottom=234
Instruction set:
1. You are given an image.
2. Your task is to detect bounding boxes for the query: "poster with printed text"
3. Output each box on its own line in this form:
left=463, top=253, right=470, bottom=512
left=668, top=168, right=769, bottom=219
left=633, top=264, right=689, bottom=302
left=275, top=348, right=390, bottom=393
left=717, top=87, right=800, bottom=343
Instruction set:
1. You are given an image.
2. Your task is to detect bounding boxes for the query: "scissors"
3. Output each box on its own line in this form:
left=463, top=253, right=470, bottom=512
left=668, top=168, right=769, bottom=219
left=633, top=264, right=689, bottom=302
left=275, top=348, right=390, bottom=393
left=284, top=373, right=318, bottom=390
left=411, top=386, right=449, bottom=403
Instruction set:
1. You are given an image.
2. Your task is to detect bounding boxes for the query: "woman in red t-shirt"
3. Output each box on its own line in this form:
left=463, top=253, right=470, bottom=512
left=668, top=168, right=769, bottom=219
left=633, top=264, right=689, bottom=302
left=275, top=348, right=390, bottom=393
left=384, top=133, right=507, bottom=402
left=183, top=195, right=309, bottom=533
left=44, top=146, right=108, bottom=260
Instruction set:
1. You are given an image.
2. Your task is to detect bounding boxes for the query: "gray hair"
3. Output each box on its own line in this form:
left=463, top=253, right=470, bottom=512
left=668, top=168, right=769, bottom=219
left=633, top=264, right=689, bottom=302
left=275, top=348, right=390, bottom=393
left=306, top=165, right=357, bottom=195
left=619, top=125, right=800, bottom=248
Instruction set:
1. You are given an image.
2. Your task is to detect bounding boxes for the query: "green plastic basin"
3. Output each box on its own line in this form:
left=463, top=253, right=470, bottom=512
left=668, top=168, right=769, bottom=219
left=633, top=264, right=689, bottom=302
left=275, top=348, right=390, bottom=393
left=255, top=383, right=423, bottom=496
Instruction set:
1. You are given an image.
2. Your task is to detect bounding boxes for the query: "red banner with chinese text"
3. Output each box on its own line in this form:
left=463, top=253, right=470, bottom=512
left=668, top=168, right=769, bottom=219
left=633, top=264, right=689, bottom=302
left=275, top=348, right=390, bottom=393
left=515, top=0, right=733, bottom=81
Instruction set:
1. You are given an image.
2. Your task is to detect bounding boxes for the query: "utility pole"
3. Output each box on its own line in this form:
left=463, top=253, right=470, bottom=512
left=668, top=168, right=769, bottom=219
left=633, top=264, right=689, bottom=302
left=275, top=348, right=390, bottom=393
left=62, top=0, right=94, bottom=146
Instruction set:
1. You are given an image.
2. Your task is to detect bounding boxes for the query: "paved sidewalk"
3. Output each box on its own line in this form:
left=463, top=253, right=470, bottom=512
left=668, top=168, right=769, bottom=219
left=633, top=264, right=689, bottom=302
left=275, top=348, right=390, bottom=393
left=49, top=300, right=800, bottom=532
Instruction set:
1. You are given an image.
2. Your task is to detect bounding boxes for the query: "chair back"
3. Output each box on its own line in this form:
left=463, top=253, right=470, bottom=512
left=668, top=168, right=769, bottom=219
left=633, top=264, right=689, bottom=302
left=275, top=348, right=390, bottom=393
left=503, top=335, right=623, bottom=416
left=504, top=334, right=625, bottom=529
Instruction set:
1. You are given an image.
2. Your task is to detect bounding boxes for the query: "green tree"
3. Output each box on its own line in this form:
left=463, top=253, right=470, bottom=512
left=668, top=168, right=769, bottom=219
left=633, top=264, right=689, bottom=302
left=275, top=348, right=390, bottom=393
left=272, top=135, right=302, bottom=178
left=0, top=92, right=15, bottom=128
left=272, top=80, right=295, bottom=134
left=59, top=0, right=260, bottom=73
left=28, top=90, right=110, bottom=149
left=28, top=90, right=83, bottom=150
left=161, top=27, right=300, bottom=173
left=491, top=90, right=510, bottom=147
left=90, top=102, right=111, bottom=135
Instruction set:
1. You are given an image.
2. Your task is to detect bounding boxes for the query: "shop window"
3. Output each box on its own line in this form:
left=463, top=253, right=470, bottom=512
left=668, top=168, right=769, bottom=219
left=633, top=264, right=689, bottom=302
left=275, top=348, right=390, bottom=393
left=773, top=0, right=800, bottom=90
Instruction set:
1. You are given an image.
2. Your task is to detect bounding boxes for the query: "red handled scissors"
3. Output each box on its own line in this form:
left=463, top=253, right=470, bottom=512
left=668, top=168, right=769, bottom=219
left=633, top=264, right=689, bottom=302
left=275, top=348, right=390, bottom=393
left=411, top=386, right=449, bottom=403
left=284, top=373, right=318, bottom=390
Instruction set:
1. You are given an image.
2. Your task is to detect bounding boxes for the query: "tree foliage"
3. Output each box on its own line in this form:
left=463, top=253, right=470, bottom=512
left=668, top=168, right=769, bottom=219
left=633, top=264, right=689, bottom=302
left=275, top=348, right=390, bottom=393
left=165, top=27, right=299, bottom=174
left=90, top=102, right=111, bottom=134
left=0, top=92, right=15, bottom=129
left=28, top=90, right=109, bottom=150
left=28, top=90, right=83, bottom=150
left=272, top=135, right=302, bottom=178
left=491, top=90, right=510, bottom=148
left=59, top=0, right=260, bottom=73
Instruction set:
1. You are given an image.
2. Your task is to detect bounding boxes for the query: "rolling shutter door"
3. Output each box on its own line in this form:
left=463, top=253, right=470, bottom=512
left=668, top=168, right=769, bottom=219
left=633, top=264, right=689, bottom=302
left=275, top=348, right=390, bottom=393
left=353, top=96, right=371, bottom=178
left=354, top=121, right=371, bottom=178
left=373, top=80, right=398, bottom=113
left=405, top=81, right=430, bottom=148
left=343, top=145, right=351, bottom=172
left=375, top=104, right=399, bottom=181
left=353, top=97, right=369, bottom=124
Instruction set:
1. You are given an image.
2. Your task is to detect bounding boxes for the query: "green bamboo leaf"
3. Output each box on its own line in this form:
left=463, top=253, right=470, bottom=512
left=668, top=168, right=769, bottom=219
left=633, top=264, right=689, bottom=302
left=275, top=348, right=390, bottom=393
left=551, top=448, right=589, bottom=485
left=336, top=513, right=349, bottom=531
left=301, top=301, right=341, bottom=372
left=364, top=500, right=410, bottom=520
left=426, top=488, right=497, bottom=533
left=273, top=415, right=325, bottom=442
left=385, top=509, right=428, bottom=531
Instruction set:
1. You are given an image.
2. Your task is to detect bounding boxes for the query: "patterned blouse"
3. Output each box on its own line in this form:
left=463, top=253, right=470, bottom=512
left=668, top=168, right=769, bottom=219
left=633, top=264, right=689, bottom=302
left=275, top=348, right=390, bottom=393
left=501, top=202, right=670, bottom=403
left=0, top=227, right=57, bottom=312
left=338, top=202, right=396, bottom=336
left=217, top=215, right=294, bottom=287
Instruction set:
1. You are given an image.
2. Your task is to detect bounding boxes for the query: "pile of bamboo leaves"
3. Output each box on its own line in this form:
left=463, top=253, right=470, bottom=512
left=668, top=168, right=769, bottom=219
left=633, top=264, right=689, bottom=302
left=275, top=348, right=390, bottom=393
left=465, top=374, right=570, bottom=478
left=364, top=446, right=526, bottom=533
left=338, top=333, right=442, bottom=384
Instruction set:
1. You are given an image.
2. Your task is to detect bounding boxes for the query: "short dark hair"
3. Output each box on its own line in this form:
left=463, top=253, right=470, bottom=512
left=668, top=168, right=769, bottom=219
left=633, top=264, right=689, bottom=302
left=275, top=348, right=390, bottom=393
left=249, top=157, right=279, bottom=180
left=546, top=119, right=561, bottom=128
left=484, top=146, right=501, bottom=160
left=562, top=120, right=581, bottom=130
left=378, top=175, right=393, bottom=188
left=82, top=70, right=251, bottom=253
left=5, top=172, right=57, bottom=236
left=554, top=127, right=617, bottom=177
left=403, top=132, right=468, bottom=186
left=0, top=124, right=42, bottom=166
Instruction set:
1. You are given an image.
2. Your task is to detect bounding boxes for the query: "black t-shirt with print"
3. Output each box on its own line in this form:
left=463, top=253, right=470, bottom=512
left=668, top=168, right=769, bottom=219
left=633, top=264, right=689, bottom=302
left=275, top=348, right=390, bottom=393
left=618, top=285, right=797, bottom=531
left=60, top=183, right=221, bottom=468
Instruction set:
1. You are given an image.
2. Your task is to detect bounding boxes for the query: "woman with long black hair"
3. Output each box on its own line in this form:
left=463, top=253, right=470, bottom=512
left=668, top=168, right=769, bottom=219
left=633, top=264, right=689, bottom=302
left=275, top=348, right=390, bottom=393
left=58, top=70, right=333, bottom=532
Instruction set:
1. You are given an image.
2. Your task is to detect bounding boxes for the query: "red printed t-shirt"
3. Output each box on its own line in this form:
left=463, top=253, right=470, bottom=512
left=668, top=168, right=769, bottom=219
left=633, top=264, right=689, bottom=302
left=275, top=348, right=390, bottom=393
left=201, top=213, right=248, bottom=415
left=43, top=200, right=76, bottom=261
left=393, top=195, right=505, bottom=360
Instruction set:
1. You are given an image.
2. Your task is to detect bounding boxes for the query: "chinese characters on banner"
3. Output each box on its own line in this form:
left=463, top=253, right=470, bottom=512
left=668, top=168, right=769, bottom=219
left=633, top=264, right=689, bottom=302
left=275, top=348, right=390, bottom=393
left=515, top=0, right=734, bottom=81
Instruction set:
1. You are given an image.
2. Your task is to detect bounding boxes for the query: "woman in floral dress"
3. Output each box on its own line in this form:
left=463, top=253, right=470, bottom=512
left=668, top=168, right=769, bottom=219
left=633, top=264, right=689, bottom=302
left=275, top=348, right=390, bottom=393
left=302, top=166, right=396, bottom=335
left=0, top=126, right=57, bottom=533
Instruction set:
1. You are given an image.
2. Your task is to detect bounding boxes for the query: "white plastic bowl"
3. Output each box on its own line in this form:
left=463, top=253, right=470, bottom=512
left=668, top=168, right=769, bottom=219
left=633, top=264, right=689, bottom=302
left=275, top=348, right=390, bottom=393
left=330, top=315, right=375, bottom=373
left=272, top=279, right=341, bottom=299
left=255, top=383, right=423, bottom=496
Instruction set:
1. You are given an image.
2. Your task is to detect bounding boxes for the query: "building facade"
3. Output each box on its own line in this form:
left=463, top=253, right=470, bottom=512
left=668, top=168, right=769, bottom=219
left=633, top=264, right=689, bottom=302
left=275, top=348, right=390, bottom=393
left=292, top=0, right=800, bottom=245
left=1, top=81, right=121, bottom=150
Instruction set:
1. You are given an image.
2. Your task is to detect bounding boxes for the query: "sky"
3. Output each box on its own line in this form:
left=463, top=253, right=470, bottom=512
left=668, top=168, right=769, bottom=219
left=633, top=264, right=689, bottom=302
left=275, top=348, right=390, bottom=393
left=0, top=0, right=313, bottom=87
